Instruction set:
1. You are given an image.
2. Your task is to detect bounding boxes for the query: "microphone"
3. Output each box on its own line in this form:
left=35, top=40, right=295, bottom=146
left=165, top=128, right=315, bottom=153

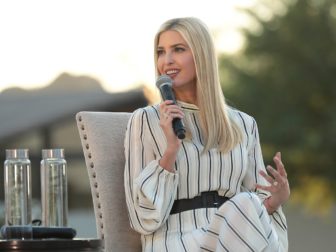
left=0, top=225, right=77, bottom=239
left=156, top=75, right=186, bottom=139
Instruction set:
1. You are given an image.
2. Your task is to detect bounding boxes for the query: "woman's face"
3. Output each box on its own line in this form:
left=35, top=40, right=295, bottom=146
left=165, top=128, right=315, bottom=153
left=157, top=30, right=196, bottom=91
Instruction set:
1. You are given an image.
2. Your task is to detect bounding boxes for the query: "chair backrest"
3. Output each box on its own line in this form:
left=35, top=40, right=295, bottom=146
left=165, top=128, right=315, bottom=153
left=76, top=111, right=141, bottom=252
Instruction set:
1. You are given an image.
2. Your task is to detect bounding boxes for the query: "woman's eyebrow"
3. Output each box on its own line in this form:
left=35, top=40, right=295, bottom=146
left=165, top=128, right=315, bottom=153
left=157, top=43, right=186, bottom=49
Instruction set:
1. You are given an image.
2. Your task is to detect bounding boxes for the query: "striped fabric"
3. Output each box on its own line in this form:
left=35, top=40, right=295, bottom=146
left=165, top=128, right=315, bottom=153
left=124, top=101, right=288, bottom=252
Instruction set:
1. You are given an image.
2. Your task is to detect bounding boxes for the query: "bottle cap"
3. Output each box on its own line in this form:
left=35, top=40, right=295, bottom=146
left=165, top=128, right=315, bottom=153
left=6, top=149, right=29, bottom=159
left=42, top=149, right=65, bottom=159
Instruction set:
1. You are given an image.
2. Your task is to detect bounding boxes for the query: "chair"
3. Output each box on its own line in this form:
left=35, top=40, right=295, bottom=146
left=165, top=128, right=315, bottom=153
left=76, top=111, right=141, bottom=252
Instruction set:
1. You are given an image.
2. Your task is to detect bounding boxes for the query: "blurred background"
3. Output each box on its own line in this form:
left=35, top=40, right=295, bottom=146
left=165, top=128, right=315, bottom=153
left=0, top=0, right=335, bottom=251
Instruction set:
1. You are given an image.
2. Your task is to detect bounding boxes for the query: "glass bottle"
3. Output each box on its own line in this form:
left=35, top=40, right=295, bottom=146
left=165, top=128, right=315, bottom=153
left=4, top=149, right=32, bottom=226
left=41, top=148, right=68, bottom=227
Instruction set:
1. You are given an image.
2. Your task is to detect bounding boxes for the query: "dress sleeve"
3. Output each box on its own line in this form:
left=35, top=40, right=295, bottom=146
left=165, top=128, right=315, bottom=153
left=242, top=118, right=269, bottom=199
left=243, top=117, right=288, bottom=250
left=124, top=108, right=179, bottom=235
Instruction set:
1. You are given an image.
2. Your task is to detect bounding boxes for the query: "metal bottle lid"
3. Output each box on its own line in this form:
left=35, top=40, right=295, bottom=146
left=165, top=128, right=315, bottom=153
left=6, top=149, right=29, bottom=159
left=42, top=149, right=65, bottom=159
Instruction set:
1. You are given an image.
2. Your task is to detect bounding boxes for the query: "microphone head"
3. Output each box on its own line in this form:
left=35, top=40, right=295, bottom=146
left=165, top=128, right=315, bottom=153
left=156, top=75, right=172, bottom=88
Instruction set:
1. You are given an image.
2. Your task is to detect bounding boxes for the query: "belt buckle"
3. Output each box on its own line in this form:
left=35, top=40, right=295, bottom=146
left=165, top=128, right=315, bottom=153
left=201, top=191, right=219, bottom=208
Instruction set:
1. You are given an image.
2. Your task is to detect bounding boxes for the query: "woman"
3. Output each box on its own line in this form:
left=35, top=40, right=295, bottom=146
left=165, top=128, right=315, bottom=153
left=124, top=17, right=289, bottom=251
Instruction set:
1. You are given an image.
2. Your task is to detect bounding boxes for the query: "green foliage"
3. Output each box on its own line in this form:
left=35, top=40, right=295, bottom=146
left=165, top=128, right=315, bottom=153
left=220, top=0, right=336, bottom=193
left=291, top=175, right=334, bottom=217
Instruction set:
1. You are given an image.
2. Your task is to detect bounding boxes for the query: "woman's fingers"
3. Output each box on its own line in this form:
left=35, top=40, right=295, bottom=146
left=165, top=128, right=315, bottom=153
left=257, top=151, right=290, bottom=209
left=266, top=166, right=284, bottom=183
left=256, top=172, right=279, bottom=193
left=255, top=183, right=273, bottom=192
left=274, top=152, right=287, bottom=178
left=259, top=170, right=274, bottom=184
left=160, top=101, right=184, bottom=120
left=159, top=101, right=184, bottom=146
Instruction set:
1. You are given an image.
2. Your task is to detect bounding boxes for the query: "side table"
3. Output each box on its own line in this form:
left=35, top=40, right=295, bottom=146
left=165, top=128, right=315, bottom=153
left=0, top=238, right=103, bottom=252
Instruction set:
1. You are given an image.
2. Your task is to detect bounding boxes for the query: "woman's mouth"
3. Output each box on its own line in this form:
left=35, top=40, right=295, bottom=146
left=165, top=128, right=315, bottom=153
left=166, top=69, right=179, bottom=79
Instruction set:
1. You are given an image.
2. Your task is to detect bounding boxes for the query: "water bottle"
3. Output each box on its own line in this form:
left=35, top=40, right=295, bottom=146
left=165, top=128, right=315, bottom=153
left=4, top=149, right=32, bottom=226
left=41, top=148, right=68, bottom=227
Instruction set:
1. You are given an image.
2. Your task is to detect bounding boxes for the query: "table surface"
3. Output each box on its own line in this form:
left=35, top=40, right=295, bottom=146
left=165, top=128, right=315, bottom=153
left=0, top=238, right=103, bottom=251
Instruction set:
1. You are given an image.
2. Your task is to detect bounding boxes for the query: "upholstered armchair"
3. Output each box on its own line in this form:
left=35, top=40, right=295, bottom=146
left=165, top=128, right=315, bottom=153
left=76, top=111, right=141, bottom=252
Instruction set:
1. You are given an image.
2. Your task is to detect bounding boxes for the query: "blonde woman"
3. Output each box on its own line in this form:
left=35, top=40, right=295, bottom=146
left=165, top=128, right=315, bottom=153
left=124, top=17, right=289, bottom=251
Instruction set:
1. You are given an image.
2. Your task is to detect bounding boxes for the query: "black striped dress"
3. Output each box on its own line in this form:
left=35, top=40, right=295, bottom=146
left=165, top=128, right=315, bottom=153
left=124, top=101, right=288, bottom=252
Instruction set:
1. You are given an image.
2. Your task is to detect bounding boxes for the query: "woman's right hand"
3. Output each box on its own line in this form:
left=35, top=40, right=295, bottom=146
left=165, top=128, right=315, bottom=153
left=158, top=100, right=184, bottom=172
left=159, top=100, right=184, bottom=148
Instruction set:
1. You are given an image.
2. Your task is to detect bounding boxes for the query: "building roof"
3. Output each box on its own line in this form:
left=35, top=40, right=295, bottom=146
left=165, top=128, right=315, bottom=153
left=0, top=73, right=148, bottom=142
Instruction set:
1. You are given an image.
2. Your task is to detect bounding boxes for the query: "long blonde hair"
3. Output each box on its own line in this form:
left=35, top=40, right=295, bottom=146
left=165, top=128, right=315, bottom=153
left=154, top=17, right=242, bottom=153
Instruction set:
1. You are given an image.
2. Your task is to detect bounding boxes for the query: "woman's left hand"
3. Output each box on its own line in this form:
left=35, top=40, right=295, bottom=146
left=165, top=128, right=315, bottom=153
left=256, top=152, right=290, bottom=212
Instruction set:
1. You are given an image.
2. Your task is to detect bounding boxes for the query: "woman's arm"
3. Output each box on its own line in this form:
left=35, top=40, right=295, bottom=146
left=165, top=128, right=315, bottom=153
left=124, top=108, right=179, bottom=235
left=242, top=116, right=289, bottom=213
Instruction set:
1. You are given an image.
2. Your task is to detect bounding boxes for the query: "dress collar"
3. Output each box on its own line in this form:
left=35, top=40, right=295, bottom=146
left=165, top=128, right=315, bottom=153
left=177, top=100, right=199, bottom=111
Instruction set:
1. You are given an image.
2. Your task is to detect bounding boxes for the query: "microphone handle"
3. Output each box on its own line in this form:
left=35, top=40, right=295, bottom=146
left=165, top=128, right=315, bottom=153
left=0, top=225, right=76, bottom=239
left=159, top=83, right=176, bottom=101
left=159, top=84, right=186, bottom=139
left=173, top=118, right=186, bottom=139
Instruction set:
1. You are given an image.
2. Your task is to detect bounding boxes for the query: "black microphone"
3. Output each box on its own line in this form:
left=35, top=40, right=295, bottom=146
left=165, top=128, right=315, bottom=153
left=156, top=75, right=186, bottom=139
left=0, top=225, right=77, bottom=239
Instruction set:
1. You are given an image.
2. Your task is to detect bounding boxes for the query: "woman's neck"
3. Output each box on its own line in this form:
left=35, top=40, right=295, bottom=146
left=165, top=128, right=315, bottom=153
left=174, top=87, right=197, bottom=105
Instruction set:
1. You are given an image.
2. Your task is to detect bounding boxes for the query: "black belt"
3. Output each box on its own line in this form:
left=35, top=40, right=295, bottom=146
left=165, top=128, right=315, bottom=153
left=170, top=191, right=229, bottom=215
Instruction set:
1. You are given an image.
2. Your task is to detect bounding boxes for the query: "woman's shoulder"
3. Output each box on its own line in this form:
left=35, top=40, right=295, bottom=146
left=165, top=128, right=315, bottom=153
left=227, top=106, right=257, bottom=129
left=131, top=104, right=160, bottom=119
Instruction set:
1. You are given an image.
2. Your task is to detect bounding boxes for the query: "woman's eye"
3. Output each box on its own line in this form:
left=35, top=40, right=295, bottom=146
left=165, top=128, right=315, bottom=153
left=157, top=49, right=164, bottom=56
left=175, top=47, right=185, bottom=52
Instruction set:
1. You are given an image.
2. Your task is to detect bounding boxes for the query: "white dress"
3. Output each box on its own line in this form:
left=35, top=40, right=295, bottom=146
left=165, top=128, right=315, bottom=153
left=124, top=101, right=288, bottom=252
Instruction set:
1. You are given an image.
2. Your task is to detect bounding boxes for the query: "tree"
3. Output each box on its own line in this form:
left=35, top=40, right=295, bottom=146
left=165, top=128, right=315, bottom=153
left=220, top=0, right=336, bottom=209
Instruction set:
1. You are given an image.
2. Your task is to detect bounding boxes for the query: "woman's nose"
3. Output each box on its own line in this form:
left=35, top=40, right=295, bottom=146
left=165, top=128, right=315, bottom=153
left=164, top=52, right=174, bottom=65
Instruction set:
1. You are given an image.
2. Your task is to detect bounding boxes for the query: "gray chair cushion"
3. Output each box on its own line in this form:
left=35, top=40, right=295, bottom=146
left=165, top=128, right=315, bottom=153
left=76, top=111, right=141, bottom=252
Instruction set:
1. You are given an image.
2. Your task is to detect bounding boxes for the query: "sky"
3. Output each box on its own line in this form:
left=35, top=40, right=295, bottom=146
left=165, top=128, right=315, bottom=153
left=0, top=0, right=256, bottom=93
